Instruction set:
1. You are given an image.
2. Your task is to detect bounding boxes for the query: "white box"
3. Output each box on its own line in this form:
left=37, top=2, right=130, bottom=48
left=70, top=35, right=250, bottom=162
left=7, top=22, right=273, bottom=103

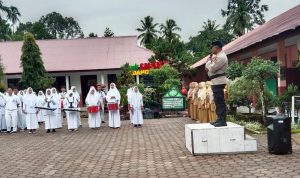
left=185, top=122, right=257, bottom=155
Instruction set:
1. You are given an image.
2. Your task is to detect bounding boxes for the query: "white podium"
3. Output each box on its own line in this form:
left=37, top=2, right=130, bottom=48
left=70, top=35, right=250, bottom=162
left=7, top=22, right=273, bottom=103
left=185, top=122, right=257, bottom=155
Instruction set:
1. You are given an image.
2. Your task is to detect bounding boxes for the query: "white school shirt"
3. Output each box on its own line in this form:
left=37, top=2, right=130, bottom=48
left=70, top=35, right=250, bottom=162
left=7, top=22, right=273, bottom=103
left=5, top=94, right=21, bottom=111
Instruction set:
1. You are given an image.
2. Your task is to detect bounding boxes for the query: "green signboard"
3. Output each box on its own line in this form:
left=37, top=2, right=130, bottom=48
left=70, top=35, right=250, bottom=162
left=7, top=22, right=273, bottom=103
left=162, top=87, right=186, bottom=110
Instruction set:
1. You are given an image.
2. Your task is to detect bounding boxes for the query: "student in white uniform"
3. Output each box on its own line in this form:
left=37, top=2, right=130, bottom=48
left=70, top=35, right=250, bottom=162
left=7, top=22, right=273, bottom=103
left=126, top=86, right=134, bottom=124
left=86, top=86, right=101, bottom=129
left=36, top=91, right=45, bottom=124
left=5, top=88, right=21, bottom=133
left=130, top=86, right=144, bottom=127
left=44, top=89, right=58, bottom=133
left=97, top=84, right=106, bottom=123
left=0, top=92, right=6, bottom=132
left=16, top=90, right=26, bottom=130
left=64, top=91, right=79, bottom=131
left=22, top=87, right=39, bottom=134
left=106, top=83, right=121, bottom=129
left=52, top=88, right=62, bottom=128
left=71, top=86, right=81, bottom=127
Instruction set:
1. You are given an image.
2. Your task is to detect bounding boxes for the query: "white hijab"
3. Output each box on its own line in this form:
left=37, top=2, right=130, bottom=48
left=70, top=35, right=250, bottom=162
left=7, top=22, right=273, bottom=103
left=71, top=86, right=80, bottom=101
left=37, top=91, right=45, bottom=105
left=65, top=90, right=78, bottom=108
left=85, top=86, right=99, bottom=106
left=23, top=87, right=37, bottom=106
left=130, top=86, right=143, bottom=107
left=45, top=88, right=53, bottom=100
left=106, top=83, right=120, bottom=104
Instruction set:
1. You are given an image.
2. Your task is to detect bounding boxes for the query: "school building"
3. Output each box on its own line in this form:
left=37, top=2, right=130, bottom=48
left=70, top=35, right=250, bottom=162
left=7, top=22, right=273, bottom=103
left=189, top=4, right=300, bottom=95
left=0, top=36, right=153, bottom=100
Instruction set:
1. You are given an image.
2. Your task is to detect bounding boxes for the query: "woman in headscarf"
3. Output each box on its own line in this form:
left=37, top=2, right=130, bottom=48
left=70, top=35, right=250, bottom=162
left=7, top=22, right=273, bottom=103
left=64, top=90, right=79, bottom=131
left=44, top=88, right=58, bottom=133
left=85, top=86, right=101, bottom=129
left=130, top=86, right=144, bottom=127
left=106, top=83, right=121, bottom=128
left=17, top=90, right=27, bottom=130
left=36, top=91, right=45, bottom=124
left=71, top=86, right=81, bottom=127
left=22, top=87, right=39, bottom=134
left=52, top=88, right=62, bottom=128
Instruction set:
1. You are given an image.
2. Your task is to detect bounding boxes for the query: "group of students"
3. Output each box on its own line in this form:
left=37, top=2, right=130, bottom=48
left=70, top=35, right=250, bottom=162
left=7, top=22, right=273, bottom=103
left=187, top=81, right=228, bottom=123
left=0, top=82, right=145, bottom=134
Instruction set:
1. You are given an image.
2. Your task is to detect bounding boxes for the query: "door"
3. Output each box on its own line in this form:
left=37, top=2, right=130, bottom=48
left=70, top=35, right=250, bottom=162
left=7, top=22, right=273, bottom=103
left=80, top=75, right=97, bottom=105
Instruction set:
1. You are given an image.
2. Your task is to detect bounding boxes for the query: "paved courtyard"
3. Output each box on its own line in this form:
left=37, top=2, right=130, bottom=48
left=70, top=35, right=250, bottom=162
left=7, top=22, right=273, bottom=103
left=0, top=117, right=300, bottom=178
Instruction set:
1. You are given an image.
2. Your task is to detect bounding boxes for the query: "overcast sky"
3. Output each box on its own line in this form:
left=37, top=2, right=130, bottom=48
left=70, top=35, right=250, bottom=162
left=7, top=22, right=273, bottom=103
left=2, top=0, right=300, bottom=41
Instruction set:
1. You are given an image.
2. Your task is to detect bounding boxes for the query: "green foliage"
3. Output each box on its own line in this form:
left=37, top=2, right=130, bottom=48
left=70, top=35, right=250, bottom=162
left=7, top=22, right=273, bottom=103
left=228, top=77, right=260, bottom=113
left=116, top=63, right=136, bottom=107
left=20, top=32, right=54, bottom=91
left=16, top=21, right=55, bottom=40
left=136, top=16, right=159, bottom=48
left=88, top=32, right=97, bottom=38
left=228, top=58, right=280, bottom=119
left=116, top=63, right=135, bottom=87
left=280, top=84, right=300, bottom=103
left=243, top=58, right=279, bottom=89
left=103, top=27, right=114, bottom=37
left=149, top=64, right=180, bottom=94
left=227, top=115, right=265, bottom=132
left=0, top=55, right=5, bottom=81
left=0, top=19, right=12, bottom=41
left=186, top=19, right=233, bottom=59
left=40, top=12, right=83, bottom=39
left=222, top=0, right=269, bottom=36
left=159, top=19, right=181, bottom=42
left=0, top=82, right=6, bottom=93
left=226, top=61, right=245, bottom=80
left=149, top=37, right=196, bottom=75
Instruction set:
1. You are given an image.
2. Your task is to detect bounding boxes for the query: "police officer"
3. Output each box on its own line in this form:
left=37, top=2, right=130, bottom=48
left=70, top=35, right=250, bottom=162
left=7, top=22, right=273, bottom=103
left=205, top=40, right=228, bottom=127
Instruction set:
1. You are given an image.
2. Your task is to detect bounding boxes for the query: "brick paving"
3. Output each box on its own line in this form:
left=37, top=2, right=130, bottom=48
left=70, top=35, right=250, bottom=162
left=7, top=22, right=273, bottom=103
left=0, top=117, right=300, bottom=178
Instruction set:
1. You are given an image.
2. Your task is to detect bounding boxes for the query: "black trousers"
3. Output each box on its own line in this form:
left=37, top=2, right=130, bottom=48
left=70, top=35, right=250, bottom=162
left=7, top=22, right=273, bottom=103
left=211, top=84, right=227, bottom=121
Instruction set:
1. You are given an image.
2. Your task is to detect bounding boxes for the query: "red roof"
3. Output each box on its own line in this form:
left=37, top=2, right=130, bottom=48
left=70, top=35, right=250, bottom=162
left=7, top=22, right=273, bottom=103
left=191, top=4, right=300, bottom=68
left=0, top=36, right=153, bottom=74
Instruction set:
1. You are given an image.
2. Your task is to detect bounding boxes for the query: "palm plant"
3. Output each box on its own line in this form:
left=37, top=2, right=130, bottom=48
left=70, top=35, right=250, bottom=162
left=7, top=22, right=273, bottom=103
left=222, top=0, right=268, bottom=36
left=136, top=16, right=159, bottom=48
left=6, top=6, right=21, bottom=32
left=160, top=19, right=181, bottom=42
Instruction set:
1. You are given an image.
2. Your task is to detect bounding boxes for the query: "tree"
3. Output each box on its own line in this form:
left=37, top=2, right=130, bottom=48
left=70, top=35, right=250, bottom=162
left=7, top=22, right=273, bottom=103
left=88, top=32, right=98, bottom=38
left=0, top=19, right=12, bottom=41
left=149, top=64, right=181, bottom=95
left=16, top=21, right=54, bottom=40
left=202, top=19, right=220, bottom=31
left=186, top=19, right=233, bottom=59
left=0, top=55, right=5, bottom=81
left=228, top=77, right=260, bottom=114
left=160, top=19, right=181, bottom=42
left=116, top=63, right=136, bottom=110
left=20, top=32, right=54, bottom=91
left=226, top=61, right=245, bottom=80
left=103, top=27, right=114, bottom=37
left=243, top=58, right=279, bottom=121
left=0, top=1, right=11, bottom=20
left=221, top=0, right=269, bottom=36
left=149, top=37, right=196, bottom=75
left=40, top=12, right=83, bottom=39
left=6, top=6, right=21, bottom=32
left=136, top=16, right=159, bottom=48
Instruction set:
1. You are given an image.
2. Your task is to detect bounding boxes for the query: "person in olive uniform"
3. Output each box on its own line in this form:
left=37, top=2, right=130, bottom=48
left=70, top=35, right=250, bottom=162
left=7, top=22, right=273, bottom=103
left=205, top=40, right=228, bottom=127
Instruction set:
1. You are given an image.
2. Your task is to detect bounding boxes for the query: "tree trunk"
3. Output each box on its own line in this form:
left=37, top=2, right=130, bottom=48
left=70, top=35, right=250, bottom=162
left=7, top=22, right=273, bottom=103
left=260, top=91, right=266, bottom=122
